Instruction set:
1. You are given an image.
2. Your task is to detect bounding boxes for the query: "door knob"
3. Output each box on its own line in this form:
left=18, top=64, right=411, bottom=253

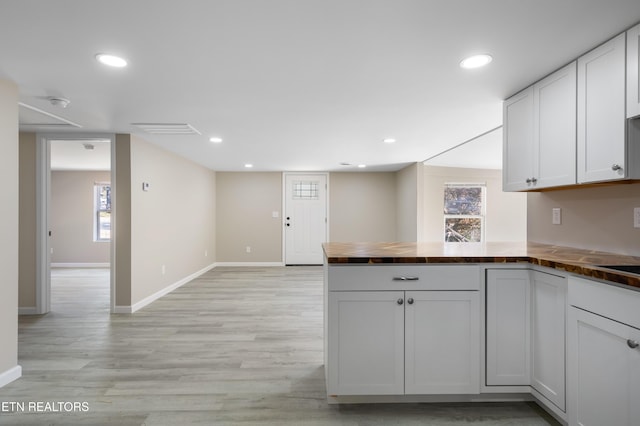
left=628, top=339, right=639, bottom=349
left=407, top=298, right=414, bottom=305
left=397, top=298, right=404, bottom=305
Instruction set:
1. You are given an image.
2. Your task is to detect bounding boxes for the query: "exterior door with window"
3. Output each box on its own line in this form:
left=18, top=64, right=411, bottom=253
left=284, top=174, right=327, bottom=265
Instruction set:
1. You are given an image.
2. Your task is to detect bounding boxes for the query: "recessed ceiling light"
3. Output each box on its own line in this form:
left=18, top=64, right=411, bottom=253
left=460, top=54, right=493, bottom=69
left=209, top=137, right=223, bottom=143
left=357, top=164, right=367, bottom=168
left=244, top=163, right=253, bottom=168
left=95, top=53, right=128, bottom=68
left=383, top=138, right=396, bottom=144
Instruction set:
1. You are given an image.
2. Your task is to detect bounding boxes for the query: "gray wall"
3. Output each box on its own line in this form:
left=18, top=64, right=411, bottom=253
left=19, top=132, right=37, bottom=309
left=215, top=172, right=283, bottom=263
left=51, top=170, right=111, bottom=264
left=0, top=79, right=19, bottom=383
left=527, top=182, right=640, bottom=256
left=330, top=172, right=397, bottom=242
left=129, top=135, right=216, bottom=306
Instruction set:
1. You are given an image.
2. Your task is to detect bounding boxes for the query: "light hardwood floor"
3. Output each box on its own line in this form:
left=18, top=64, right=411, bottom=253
left=0, top=267, right=559, bottom=425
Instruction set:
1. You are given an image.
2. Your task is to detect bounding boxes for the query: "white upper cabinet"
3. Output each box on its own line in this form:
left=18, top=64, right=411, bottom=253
left=628, top=23, right=640, bottom=118
left=577, top=33, right=627, bottom=183
left=503, top=88, right=534, bottom=191
left=503, top=63, right=577, bottom=191
left=534, top=62, right=577, bottom=189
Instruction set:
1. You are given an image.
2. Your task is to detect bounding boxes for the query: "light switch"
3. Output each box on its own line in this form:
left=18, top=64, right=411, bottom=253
left=552, top=208, right=561, bottom=225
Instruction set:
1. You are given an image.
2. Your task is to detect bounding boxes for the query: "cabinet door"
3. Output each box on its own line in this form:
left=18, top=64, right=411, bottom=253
left=577, top=33, right=627, bottom=183
left=534, top=62, right=577, bottom=188
left=531, top=271, right=566, bottom=411
left=486, top=270, right=531, bottom=386
left=327, top=291, right=405, bottom=395
left=405, top=291, right=480, bottom=394
left=568, top=307, right=640, bottom=426
left=628, top=23, right=640, bottom=118
left=503, top=87, right=534, bottom=191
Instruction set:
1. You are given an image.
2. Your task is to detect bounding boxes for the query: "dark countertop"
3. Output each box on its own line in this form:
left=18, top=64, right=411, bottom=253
left=322, top=241, right=640, bottom=289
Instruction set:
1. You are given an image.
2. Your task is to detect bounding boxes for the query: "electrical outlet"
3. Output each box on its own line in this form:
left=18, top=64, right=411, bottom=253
left=246, top=246, right=251, bottom=253
left=634, top=207, right=640, bottom=228
left=552, top=208, right=562, bottom=225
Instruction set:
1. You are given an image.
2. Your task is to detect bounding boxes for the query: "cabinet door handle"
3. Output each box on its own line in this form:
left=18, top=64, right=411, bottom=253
left=407, top=298, right=414, bottom=305
left=392, top=276, right=419, bottom=281
left=628, top=339, right=639, bottom=349
left=397, top=298, right=404, bottom=305
left=612, top=164, right=623, bottom=171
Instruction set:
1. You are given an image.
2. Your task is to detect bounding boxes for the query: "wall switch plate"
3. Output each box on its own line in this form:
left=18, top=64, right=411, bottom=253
left=634, top=207, right=640, bottom=228
left=552, top=208, right=562, bottom=225
left=246, top=246, right=251, bottom=253
left=272, top=211, right=279, bottom=218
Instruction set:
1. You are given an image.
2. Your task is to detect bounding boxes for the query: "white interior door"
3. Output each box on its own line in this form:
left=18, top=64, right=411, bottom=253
left=284, top=173, right=327, bottom=265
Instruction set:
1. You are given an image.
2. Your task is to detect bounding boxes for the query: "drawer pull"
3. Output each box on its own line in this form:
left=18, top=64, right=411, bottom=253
left=393, top=276, right=419, bottom=281
left=628, top=339, right=639, bottom=349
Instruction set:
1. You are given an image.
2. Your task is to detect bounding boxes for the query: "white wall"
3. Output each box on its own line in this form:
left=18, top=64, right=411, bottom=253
left=0, top=79, right=20, bottom=387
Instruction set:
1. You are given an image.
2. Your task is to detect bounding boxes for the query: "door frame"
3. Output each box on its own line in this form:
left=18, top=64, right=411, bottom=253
left=35, top=132, right=117, bottom=314
left=281, top=172, right=330, bottom=265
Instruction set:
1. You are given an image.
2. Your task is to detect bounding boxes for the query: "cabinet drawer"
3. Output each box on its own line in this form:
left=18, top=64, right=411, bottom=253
left=328, top=264, right=480, bottom=291
left=568, top=276, right=640, bottom=329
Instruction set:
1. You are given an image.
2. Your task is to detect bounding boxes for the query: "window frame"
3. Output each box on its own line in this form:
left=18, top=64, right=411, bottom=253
left=443, top=183, right=486, bottom=243
left=94, top=182, right=111, bottom=242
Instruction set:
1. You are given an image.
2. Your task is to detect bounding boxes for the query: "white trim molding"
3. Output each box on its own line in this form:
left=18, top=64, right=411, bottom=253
left=215, top=262, right=285, bottom=267
left=52, top=263, right=110, bottom=268
left=18, top=307, right=39, bottom=315
left=114, top=263, right=217, bottom=314
left=0, top=365, right=22, bottom=388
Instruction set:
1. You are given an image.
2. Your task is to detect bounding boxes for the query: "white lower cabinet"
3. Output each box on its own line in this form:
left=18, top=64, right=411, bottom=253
left=568, top=308, right=640, bottom=426
left=486, top=269, right=531, bottom=386
left=327, top=290, right=479, bottom=396
left=327, top=291, right=405, bottom=395
left=531, top=271, right=566, bottom=411
left=567, top=276, right=640, bottom=426
left=485, top=269, right=567, bottom=412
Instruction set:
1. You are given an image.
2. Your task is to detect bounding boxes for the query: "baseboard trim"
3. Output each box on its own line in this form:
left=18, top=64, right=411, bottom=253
left=119, top=263, right=217, bottom=314
left=18, top=307, right=39, bottom=315
left=215, top=262, right=284, bottom=267
left=0, top=365, right=22, bottom=388
left=52, top=263, right=110, bottom=268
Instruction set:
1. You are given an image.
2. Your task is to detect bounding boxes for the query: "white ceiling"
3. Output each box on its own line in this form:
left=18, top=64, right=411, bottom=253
left=50, top=139, right=111, bottom=171
left=2, top=1, right=640, bottom=172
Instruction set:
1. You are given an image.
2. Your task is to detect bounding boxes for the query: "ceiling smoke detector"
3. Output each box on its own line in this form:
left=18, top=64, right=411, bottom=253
left=48, top=97, right=70, bottom=108
left=83, top=143, right=95, bottom=150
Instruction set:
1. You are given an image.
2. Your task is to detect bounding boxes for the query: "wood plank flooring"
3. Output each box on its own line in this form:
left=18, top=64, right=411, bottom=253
left=0, top=267, right=559, bottom=425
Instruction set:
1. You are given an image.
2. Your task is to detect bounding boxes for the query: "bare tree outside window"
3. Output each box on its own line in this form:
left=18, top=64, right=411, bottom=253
left=444, top=184, right=485, bottom=242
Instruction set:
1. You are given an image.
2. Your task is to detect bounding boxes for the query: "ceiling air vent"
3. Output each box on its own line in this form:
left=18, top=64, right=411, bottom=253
left=132, top=123, right=201, bottom=135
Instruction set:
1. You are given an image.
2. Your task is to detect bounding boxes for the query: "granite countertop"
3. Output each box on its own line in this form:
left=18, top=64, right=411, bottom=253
left=322, top=241, right=640, bottom=289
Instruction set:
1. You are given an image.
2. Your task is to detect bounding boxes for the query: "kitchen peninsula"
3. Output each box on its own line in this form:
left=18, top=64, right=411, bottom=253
left=323, top=241, right=640, bottom=425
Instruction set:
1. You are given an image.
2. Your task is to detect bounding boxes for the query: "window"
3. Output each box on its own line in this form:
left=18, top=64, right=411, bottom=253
left=443, top=183, right=485, bottom=242
left=293, top=180, right=319, bottom=200
left=94, top=182, right=111, bottom=241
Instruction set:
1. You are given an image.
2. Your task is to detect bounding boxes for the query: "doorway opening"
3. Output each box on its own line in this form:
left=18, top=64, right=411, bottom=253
left=36, top=134, right=116, bottom=314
